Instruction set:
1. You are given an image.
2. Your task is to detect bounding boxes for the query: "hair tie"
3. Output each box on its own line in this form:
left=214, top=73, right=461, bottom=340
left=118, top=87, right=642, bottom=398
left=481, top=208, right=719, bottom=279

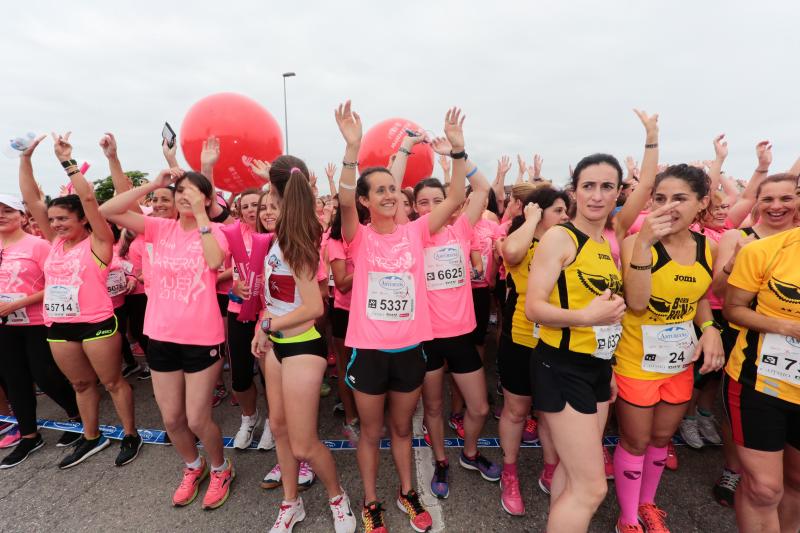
left=290, top=167, right=301, bottom=174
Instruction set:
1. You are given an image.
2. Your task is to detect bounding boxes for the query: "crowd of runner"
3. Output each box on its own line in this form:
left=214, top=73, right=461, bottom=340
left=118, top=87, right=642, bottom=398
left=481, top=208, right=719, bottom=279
left=1, top=102, right=799, bottom=533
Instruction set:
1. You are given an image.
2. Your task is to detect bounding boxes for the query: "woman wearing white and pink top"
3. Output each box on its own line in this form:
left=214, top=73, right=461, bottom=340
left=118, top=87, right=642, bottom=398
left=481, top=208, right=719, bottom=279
left=0, top=193, right=80, bottom=469
left=335, top=101, right=467, bottom=532
left=18, top=133, right=139, bottom=470
left=412, top=158, right=500, bottom=498
left=100, top=168, right=234, bottom=510
left=250, top=157, right=356, bottom=533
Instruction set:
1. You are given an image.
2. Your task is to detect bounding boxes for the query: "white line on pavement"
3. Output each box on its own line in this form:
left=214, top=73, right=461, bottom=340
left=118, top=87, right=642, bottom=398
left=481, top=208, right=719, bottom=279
left=413, top=401, right=445, bottom=532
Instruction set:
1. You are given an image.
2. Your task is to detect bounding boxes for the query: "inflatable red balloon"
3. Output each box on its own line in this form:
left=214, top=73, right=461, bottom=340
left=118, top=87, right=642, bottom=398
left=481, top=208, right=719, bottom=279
left=358, top=118, right=434, bottom=189
left=180, top=93, right=283, bottom=192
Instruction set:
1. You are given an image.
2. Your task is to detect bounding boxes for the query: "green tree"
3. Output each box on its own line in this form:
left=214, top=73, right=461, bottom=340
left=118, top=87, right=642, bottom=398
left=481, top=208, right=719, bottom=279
left=93, top=171, right=149, bottom=204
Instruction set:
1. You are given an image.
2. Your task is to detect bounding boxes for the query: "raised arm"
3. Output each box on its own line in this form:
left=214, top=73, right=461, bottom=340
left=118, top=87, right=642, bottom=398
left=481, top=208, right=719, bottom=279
left=515, top=154, right=526, bottom=185
left=389, top=131, right=427, bottom=190
left=100, top=133, right=142, bottom=214
left=52, top=132, right=114, bottom=263
left=100, top=169, right=180, bottom=234
left=162, top=139, right=179, bottom=169
left=493, top=156, right=511, bottom=212
left=199, top=136, right=227, bottom=220
left=439, top=154, right=451, bottom=184
left=325, top=163, right=338, bottom=196
left=182, top=181, right=224, bottom=270
left=463, top=162, right=491, bottom=225
left=706, top=134, right=728, bottom=196
left=501, top=203, right=541, bottom=266
left=427, top=108, right=467, bottom=235
left=727, top=141, right=771, bottom=227
left=18, top=135, right=54, bottom=242
left=788, top=156, right=800, bottom=177
left=613, top=109, right=659, bottom=239
left=529, top=154, right=543, bottom=182
left=334, top=100, right=362, bottom=244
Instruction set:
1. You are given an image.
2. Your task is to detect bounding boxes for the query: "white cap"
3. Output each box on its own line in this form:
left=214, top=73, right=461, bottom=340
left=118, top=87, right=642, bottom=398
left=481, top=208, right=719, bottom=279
left=0, top=194, right=24, bottom=212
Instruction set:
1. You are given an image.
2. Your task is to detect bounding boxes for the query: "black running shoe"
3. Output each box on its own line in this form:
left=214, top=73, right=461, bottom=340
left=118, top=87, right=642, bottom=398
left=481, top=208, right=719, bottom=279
left=0, top=434, right=45, bottom=469
left=56, top=431, right=82, bottom=447
left=58, top=435, right=111, bottom=469
left=115, top=433, right=143, bottom=466
left=137, top=368, right=152, bottom=381
left=122, top=363, right=141, bottom=378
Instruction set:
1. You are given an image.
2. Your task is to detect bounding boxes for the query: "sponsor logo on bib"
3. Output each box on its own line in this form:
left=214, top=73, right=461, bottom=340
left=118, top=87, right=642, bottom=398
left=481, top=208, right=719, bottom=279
left=379, top=275, right=406, bottom=292
left=433, top=246, right=461, bottom=262
left=656, top=325, right=691, bottom=343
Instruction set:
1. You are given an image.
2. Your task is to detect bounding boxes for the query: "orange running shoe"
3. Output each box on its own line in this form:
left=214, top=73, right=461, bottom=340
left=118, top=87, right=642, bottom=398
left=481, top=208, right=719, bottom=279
left=638, top=502, right=670, bottom=533
left=172, top=457, right=209, bottom=506
left=202, top=459, right=235, bottom=510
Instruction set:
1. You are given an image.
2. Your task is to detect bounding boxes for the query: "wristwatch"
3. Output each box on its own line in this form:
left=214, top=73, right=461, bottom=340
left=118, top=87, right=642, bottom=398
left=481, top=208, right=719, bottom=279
left=198, top=225, right=212, bottom=235
left=260, top=317, right=272, bottom=334
left=701, top=320, right=723, bottom=333
left=450, top=150, right=467, bottom=160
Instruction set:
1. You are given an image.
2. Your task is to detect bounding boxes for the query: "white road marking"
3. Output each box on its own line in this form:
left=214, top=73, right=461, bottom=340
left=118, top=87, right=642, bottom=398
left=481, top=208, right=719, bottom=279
left=413, top=401, right=445, bottom=532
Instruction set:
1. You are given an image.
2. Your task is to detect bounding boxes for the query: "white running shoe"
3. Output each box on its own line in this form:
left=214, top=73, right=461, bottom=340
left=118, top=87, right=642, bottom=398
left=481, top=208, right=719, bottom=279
left=679, top=417, right=704, bottom=449
left=298, top=461, right=315, bottom=490
left=233, top=409, right=259, bottom=450
left=257, top=419, right=276, bottom=451
left=261, top=464, right=282, bottom=489
left=696, top=411, right=722, bottom=445
left=269, top=497, right=306, bottom=533
left=329, top=491, right=357, bottom=533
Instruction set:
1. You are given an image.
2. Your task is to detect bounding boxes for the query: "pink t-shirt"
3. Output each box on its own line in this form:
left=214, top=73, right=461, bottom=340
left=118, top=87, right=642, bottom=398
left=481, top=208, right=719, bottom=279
left=345, top=216, right=434, bottom=350
left=43, top=237, right=114, bottom=325
left=107, top=242, right=128, bottom=309
left=602, top=227, right=621, bottom=269
left=216, top=251, right=233, bottom=295
left=423, top=214, right=476, bottom=338
left=0, top=233, right=50, bottom=326
left=317, top=232, right=331, bottom=285
left=470, top=218, right=499, bottom=288
left=121, top=236, right=146, bottom=296
left=143, top=217, right=229, bottom=345
left=227, top=223, right=255, bottom=316
left=496, top=220, right=511, bottom=281
left=327, top=237, right=354, bottom=311
left=691, top=222, right=730, bottom=310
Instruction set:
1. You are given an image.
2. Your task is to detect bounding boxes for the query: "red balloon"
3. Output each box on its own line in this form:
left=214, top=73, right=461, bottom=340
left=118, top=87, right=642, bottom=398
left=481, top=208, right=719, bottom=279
left=180, top=92, right=283, bottom=193
left=358, top=118, right=434, bottom=189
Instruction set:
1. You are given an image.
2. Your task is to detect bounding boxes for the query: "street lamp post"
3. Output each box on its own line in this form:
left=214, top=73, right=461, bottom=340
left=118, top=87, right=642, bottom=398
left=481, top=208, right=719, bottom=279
left=282, top=72, right=296, bottom=154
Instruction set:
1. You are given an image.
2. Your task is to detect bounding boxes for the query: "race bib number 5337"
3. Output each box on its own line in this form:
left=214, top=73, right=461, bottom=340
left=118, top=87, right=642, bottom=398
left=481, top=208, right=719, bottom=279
left=366, top=272, right=415, bottom=321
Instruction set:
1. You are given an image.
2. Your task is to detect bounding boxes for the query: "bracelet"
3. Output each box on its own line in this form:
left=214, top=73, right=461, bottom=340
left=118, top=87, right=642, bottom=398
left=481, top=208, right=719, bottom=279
left=339, top=182, right=355, bottom=190
left=398, top=147, right=412, bottom=156
left=67, top=169, right=81, bottom=177
left=645, top=143, right=658, bottom=149
left=342, top=160, right=358, bottom=169
left=466, top=166, right=478, bottom=179
left=629, top=262, right=653, bottom=271
left=60, top=159, right=77, bottom=169
left=755, top=168, right=769, bottom=173
left=450, top=150, right=467, bottom=160
left=722, top=265, right=733, bottom=275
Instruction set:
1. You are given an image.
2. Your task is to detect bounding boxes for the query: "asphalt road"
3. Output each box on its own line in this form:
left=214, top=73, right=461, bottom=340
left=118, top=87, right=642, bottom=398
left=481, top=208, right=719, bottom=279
left=0, top=337, right=738, bottom=533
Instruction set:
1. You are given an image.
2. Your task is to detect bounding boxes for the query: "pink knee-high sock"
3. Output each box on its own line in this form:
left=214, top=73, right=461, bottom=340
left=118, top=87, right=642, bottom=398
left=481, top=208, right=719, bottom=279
left=640, top=445, right=668, bottom=505
left=614, top=445, right=645, bottom=526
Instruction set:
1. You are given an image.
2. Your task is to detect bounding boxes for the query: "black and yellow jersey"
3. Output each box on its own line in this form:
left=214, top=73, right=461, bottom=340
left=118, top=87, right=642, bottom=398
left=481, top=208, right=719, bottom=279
left=538, top=222, right=623, bottom=356
left=503, top=240, right=538, bottom=348
left=615, top=232, right=713, bottom=380
left=726, top=227, right=800, bottom=404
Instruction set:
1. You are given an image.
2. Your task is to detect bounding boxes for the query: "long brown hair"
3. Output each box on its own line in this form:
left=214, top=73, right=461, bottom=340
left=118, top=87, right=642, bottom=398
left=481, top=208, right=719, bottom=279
left=273, top=168, right=322, bottom=279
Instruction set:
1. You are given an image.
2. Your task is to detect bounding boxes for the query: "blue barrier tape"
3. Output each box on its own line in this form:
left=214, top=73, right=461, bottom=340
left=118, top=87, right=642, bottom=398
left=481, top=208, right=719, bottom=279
left=0, top=415, right=716, bottom=450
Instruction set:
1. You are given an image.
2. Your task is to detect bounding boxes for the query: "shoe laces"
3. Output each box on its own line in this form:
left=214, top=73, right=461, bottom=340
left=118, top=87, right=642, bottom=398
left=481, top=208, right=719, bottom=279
left=272, top=502, right=296, bottom=528
left=502, top=471, right=521, bottom=497
left=298, top=461, right=311, bottom=477
left=682, top=419, right=702, bottom=440
left=400, top=489, right=426, bottom=517
left=525, top=417, right=537, bottom=434
left=639, top=503, right=668, bottom=530
left=179, top=465, right=202, bottom=490
left=617, top=521, right=642, bottom=533
left=330, top=494, right=349, bottom=521
left=363, top=502, right=385, bottom=531
left=433, top=461, right=449, bottom=483
left=269, top=463, right=281, bottom=477
left=471, top=452, right=493, bottom=470
left=718, top=469, right=741, bottom=491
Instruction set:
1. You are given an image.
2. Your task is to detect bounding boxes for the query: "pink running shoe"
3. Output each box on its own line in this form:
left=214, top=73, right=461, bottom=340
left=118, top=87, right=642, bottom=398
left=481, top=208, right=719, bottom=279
left=522, top=417, right=538, bottom=444
left=666, top=441, right=678, bottom=471
left=448, top=413, right=465, bottom=439
left=202, top=459, right=235, bottom=510
left=500, top=469, right=525, bottom=516
left=172, top=457, right=209, bottom=506
left=0, top=427, right=21, bottom=449
left=538, top=466, right=553, bottom=495
left=603, top=446, right=615, bottom=480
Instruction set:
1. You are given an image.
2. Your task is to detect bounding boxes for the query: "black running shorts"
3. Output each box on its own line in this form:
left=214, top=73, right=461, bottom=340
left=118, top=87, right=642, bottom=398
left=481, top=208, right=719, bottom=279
left=423, top=334, right=483, bottom=374
left=345, top=345, right=426, bottom=395
left=147, top=340, right=221, bottom=374
left=531, top=342, right=612, bottom=414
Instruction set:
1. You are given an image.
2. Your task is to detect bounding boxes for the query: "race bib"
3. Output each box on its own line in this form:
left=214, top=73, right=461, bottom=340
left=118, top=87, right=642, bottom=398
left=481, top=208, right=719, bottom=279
left=641, top=321, right=697, bottom=373
left=44, top=285, right=80, bottom=318
left=592, top=324, right=622, bottom=360
left=757, top=333, right=800, bottom=386
left=366, top=272, right=415, bottom=321
left=424, top=244, right=466, bottom=291
left=0, top=293, right=30, bottom=325
left=328, top=267, right=335, bottom=288
left=106, top=269, right=128, bottom=297
left=533, top=322, right=540, bottom=339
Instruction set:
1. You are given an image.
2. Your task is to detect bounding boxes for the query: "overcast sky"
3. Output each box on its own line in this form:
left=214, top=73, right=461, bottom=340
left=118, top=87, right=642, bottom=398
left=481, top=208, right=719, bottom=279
left=3, top=1, right=799, bottom=197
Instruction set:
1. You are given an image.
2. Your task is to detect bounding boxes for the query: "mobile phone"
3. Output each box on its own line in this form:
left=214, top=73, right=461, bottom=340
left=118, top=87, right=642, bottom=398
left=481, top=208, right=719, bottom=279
left=404, top=129, right=430, bottom=143
left=162, top=122, right=176, bottom=149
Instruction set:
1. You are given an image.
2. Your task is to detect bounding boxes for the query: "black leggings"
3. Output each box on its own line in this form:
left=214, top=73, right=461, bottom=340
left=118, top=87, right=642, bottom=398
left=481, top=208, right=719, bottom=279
left=0, top=325, right=79, bottom=435
left=114, top=303, right=136, bottom=366
left=227, top=312, right=259, bottom=393
left=125, top=293, right=148, bottom=352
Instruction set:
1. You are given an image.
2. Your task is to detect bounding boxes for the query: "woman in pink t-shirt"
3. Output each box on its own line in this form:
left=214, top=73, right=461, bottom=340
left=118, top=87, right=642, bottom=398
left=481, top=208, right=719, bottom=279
left=334, top=101, right=467, bottom=532
left=0, top=194, right=80, bottom=468
left=250, top=159, right=356, bottom=533
left=101, top=168, right=234, bottom=510
left=18, top=133, right=139, bottom=470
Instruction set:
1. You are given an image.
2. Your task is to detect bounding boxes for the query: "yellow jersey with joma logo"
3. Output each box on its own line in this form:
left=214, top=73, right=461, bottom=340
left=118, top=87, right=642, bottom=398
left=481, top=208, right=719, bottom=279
left=615, top=232, right=713, bottom=380
left=726, top=227, right=800, bottom=405
left=504, top=240, right=538, bottom=348
left=538, top=222, right=623, bottom=356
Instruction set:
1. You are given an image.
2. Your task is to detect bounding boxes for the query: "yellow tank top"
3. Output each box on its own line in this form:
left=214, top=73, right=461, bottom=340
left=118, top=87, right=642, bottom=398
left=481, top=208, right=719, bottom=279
left=504, top=241, right=538, bottom=348
left=538, top=222, right=623, bottom=356
left=615, top=232, right=713, bottom=380
left=726, top=227, right=800, bottom=405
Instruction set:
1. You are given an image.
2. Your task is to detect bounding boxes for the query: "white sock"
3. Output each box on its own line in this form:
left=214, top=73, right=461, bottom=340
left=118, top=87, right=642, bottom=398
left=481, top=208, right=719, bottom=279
left=211, top=458, right=228, bottom=472
left=186, top=456, right=202, bottom=469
